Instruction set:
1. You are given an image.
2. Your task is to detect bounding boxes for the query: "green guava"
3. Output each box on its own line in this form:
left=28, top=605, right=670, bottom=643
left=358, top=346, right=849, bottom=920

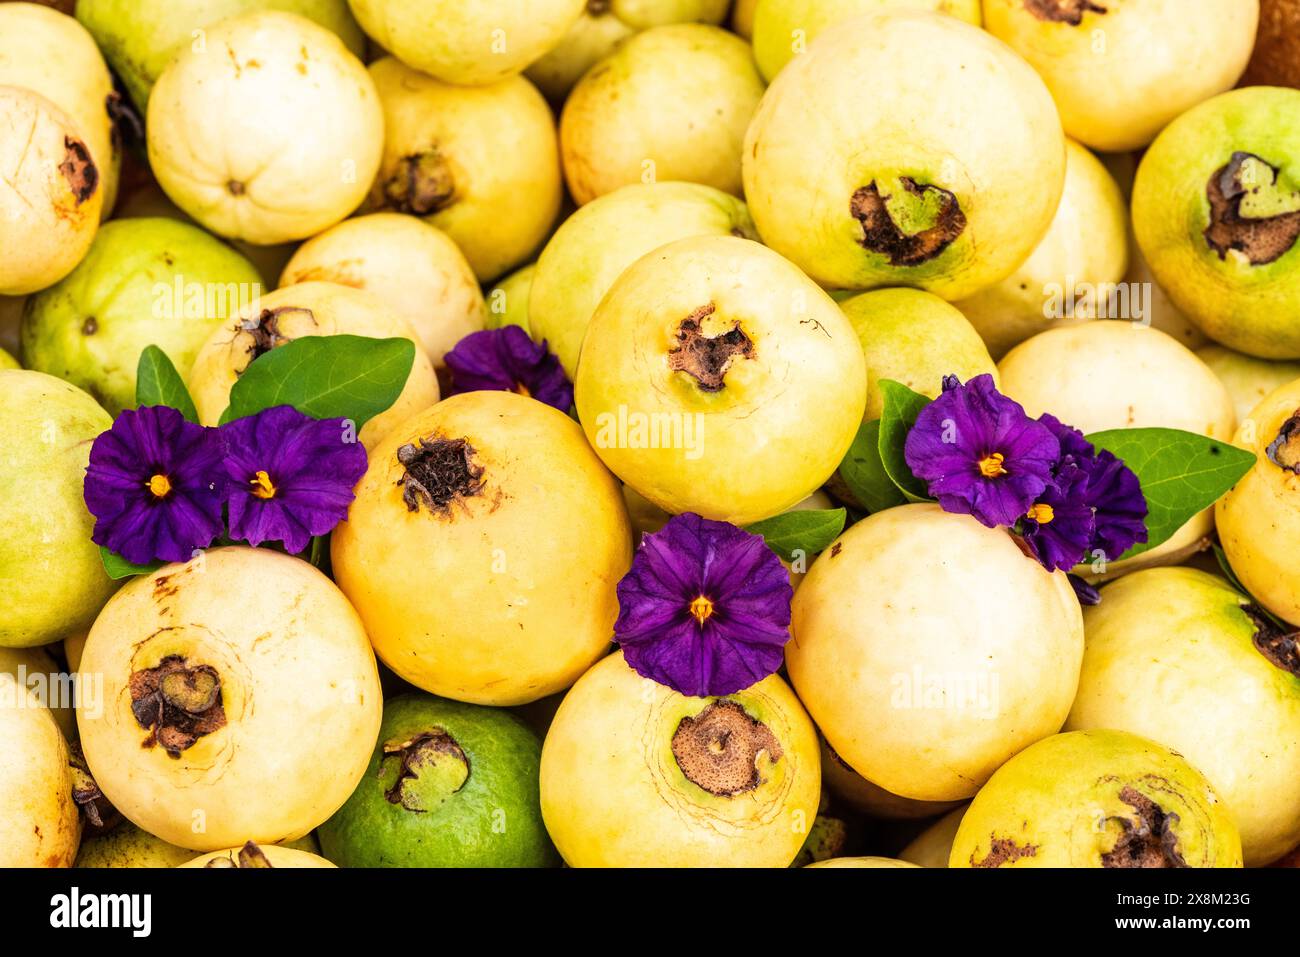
left=484, top=264, right=535, bottom=335
left=839, top=287, right=996, bottom=419
left=75, top=821, right=200, bottom=868
left=75, top=0, right=365, bottom=113
left=531, top=181, right=758, bottom=376
left=950, top=730, right=1242, bottom=868
left=0, top=371, right=115, bottom=649
left=1196, top=345, right=1300, bottom=425
left=1133, top=87, right=1300, bottom=358
left=0, top=347, right=16, bottom=370
left=318, top=694, right=558, bottom=867
left=21, top=217, right=262, bottom=415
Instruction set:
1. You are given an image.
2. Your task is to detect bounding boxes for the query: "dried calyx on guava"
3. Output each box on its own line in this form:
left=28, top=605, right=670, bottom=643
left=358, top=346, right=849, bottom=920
left=68, top=743, right=122, bottom=837
left=240, top=307, right=315, bottom=363
left=396, top=436, right=485, bottom=514
left=851, top=178, right=967, bottom=267
left=1024, top=0, right=1108, bottom=26
left=1204, top=152, right=1300, bottom=266
left=666, top=304, right=754, bottom=392
left=128, top=655, right=226, bottom=757
left=671, top=699, right=782, bottom=797
left=379, top=729, right=469, bottom=813
left=205, top=841, right=274, bottom=868
left=1266, top=411, right=1300, bottom=473
left=383, top=150, right=457, bottom=216
left=1099, top=786, right=1187, bottom=868
left=1243, top=605, right=1300, bottom=678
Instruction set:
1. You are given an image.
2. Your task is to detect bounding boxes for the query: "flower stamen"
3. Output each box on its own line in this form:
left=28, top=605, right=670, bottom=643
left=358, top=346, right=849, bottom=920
left=688, top=595, right=715, bottom=625
left=1026, top=503, right=1055, bottom=524
left=978, top=452, right=1007, bottom=478
left=146, top=473, right=172, bottom=499
left=250, top=470, right=277, bottom=500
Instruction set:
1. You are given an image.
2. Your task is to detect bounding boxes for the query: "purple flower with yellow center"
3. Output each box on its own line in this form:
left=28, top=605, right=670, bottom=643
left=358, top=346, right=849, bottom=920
left=444, top=326, right=573, bottom=412
left=219, top=405, right=368, bottom=554
left=613, top=512, right=793, bottom=697
left=83, top=406, right=225, bottom=564
left=1019, top=462, right=1096, bottom=572
left=904, top=374, right=1061, bottom=528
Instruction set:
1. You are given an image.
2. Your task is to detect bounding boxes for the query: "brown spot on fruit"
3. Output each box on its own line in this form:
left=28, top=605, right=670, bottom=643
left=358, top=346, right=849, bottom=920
left=226, top=179, right=246, bottom=197
left=67, top=743, right=122, bottom=837
left=58, top=137, right=99, bottom=204
left=971, top=836, right=1039, bottom=867
left=829, top=542, right=843, bottom=558
left=671, top=699, right=783, bottom=797
left=1266, top=410, right=1300, bottom=473
left=240, top=306, right=315, bottom=363
left=129, top=655, right=227, bottom=757
left=851, top=179, right=967, bottom=267
left=1243, top=604, right=1300, bottom=678
left=397, top=436, right=485, bottom=515
left=1024, top=0, right=1108, bottom=24
left=383, top=149, right=456, bottom=216
left=1204, top=152, right=1300, bottom=266
left=81, top=316, right=98, bottom=336
left=587, top=0, right=611, bottom=13
left=1101, top=786, right=1188, bottom=868
left=380, top=730, right=470, bottom=812
left=666, top=303, right=755, bottom=392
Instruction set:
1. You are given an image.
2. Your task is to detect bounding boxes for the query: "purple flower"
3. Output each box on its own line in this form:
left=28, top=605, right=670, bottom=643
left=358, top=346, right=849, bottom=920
left=904, top=375, right=1061, bottom=528
left=445, top=327, right=573, bottom=413
left=614, top=513, right=793, bottom=697
left=1019, top=462, right=1096, bottom=572
left=84, top=407, right=225, bottom=564
left=219, top=406, right=368, bottom=554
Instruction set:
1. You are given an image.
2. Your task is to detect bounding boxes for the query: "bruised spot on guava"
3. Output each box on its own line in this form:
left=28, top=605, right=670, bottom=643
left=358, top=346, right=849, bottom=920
left=379, top=730, right=470, bottom=813
left=240, top=306, right=315, bottom=364
left=68, top=742, right=121, bottom=837
left=851, top=179, right=966, bottom=267
left=1266, top=410, right=1300, bottom=473
left=1204, top=152, right=1300, bottom=266
left=1243, top=604, right=1300, bottom=678
left=58, top=137, right=98, bottom=205
left=971, top=836, right=1039, bottom=868
left=671, top=699, right=783, bottom=797
left=206, top=841, right=275, bottom=868
left=1024, top=0, right=1108, bottom=25
left=384, top=149, right=456, bottom=216
left=1101, top=786, right=1188, bottom=868
left=667, top=304, right=755, bottom=392
left=397, top=436, right=486, bottom=515
left=129, top=655, right=227, bottom=758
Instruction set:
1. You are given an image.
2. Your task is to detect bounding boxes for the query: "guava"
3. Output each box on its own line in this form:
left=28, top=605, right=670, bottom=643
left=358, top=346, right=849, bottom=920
left=949, top=729, right=1243, bottom=868
left=74, top=0, right=364, bottom=114
left=187, top=281, right=440, bottom=451
left=955, top=140, right=1129, bottom=359
left=0, top=646, right=76, bottom=741
left=0, top=85, right=102, bottom=296
left=75, top=822, right=200, bottom=868
left=982, top=0, right=1256, bottom=153
left=1133, top=87, right=1300, bottom=358
left=181, top=843, right=335, bottom=868
left=22, top=218, right=262, bottom=415
left=331, top=391, right=633, bottom=706
left=1217, top=376, right=1300, bottom=627
left=751, top=0, right=981, bottom=81
left=1066, top=567, right=1300, bottom=865
left=1197, top=346, right=1300, bottom=426
left=525, top=5, right=636, bottom=101
left=147, top=11, right=382, bottom=245
left=346, top=0, right=584, bottom=86
left=742, top=11, right=1064, bottom=298
left=319, top=694, right=558, bottom=867
left=485, top=264, right=535, bottom=335
left=1125, top=232, right=1207, bottom=351
left=840, top=287, right=996, bottom=419
left=787, top=503, right=1084, bottom=802
left=1243, top=0, right=1300, bottom=87
left=77, top=547, right=382, bottom=851
left=0, top=673, right=80, bottom=866
left=734, top=0, right=760, bottom=35
left=0, top=371, right=115, bottom=649
left=998, top=322, right=1236, bottom=575
left=369, top=57, right=561, bottom=282
left=899, top=805, right=966, bottom=867
left=279, top=213, right=487, bottom=367
left=820, top=738, right=960, bottom=819
left=0, top=347, right=16, bottom=370
left=559, top=24, right=765, bottom=205
left=539, top=650, right=821, bottom=867
left=806, top=856, right=919, bottom=868
left=0, top=3, right=120, bottom=217
left=531, top=181, right=758, bottom=377
left=574, top=235, right=867, bottom=525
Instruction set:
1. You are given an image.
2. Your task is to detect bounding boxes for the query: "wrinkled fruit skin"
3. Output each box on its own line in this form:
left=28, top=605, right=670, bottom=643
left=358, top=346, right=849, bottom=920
left=0, top=371, right=115, bottom=648
left=1067, top=567, right=1300, bottom=865
left=575, top=235, right=866, bottom=525
left=332, top=391, right=633, bottom=706
left=539, top=651, right=821, bottom=867
left=319, top=694, right=558, bottom=867
left=1218, top=376, right=1300, bottom=627
left=187, top=281, right=439, bottom=451
left=1133, top=87, right=1300, bottom=358
left=22, top=217, right=262, bottom=415
left=0, top=674, right=80, bottom=867
left=950, top=730, right=1243, bottom=868
left=743, top=11, right=1065, bottom=298
left=76, top=548, right=382, bottom=851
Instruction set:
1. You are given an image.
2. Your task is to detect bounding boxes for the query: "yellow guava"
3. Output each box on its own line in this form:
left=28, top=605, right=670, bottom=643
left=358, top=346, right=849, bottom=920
left=899, top=805, right=967, bottom=867
left=1197, top=345, right=1300, bottom=426
left=0, top=673, right=79, bottom=867
left=179, top=842, right=335, bottom=868
left=806, top=856, right=920, bottom=868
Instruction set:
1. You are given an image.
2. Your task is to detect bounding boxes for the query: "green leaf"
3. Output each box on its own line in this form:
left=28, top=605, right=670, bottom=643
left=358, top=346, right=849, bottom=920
left=136, top=345, right=198, bottom=422
left=1087, top=428, right=1255, bottom=559
left=100, top=546, right=163, bottom=580
left=877, top=379, right=934, bottom=503
left=839, top=419, right=907, bottom=513
left=219, top=335, right=415, bottom=429
left=745, top=508, right=847, bottom=562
